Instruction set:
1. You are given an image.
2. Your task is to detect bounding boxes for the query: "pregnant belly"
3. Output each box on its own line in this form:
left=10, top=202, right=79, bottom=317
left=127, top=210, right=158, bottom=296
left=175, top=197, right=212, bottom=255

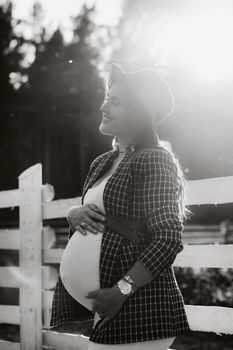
left=59, top=230, right=102, bottom=311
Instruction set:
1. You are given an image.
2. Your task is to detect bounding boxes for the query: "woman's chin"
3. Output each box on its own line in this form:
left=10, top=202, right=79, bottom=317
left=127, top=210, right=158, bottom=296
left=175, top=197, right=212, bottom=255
left=99, top=122, right=115, bottom=135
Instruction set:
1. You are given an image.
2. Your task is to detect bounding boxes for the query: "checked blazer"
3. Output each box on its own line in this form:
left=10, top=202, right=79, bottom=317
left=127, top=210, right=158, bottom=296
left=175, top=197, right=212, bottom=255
left=50, top=143, right=191, bottom=344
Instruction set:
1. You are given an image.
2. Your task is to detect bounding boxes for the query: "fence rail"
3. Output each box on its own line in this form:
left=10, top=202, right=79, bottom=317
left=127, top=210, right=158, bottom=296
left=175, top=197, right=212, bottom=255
left=0, top=163, right=233, bottom=349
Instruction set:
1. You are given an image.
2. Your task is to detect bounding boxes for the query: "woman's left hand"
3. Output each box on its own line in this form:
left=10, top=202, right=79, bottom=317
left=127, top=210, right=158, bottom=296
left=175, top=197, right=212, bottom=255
left=85, top=286, right=127, bottom=330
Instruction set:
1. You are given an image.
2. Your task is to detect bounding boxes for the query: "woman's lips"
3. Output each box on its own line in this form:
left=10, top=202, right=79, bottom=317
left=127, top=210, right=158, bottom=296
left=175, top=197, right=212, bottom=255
left=102, top=114, right=112, bottom=121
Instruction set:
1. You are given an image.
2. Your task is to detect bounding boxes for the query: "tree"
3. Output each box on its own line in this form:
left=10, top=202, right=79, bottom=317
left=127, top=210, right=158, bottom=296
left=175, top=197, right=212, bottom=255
left=0, top=1, right=26, bottom=191
left=18, top=4, right=105, bottom=198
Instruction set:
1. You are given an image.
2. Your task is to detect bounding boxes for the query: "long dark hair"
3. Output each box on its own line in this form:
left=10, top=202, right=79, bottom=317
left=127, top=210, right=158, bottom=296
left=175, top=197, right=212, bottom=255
left=104, top=69, right=193, bottom=223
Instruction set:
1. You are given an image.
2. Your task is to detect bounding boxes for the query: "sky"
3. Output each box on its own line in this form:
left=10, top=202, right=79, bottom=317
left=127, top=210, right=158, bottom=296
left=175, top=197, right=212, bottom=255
left=0, top=0, right=123, bottom=42
left=2, top=0, right=233, bottom=84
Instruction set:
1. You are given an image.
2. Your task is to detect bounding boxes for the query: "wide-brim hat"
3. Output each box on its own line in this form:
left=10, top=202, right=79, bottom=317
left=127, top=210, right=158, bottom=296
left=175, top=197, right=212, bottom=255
left=109, top=63, right=174, bottom=124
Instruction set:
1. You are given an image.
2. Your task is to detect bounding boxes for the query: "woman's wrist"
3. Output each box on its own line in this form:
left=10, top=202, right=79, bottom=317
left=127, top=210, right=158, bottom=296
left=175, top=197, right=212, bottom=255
left=124, top=260, right=154, bottom=288
left=113, top=275, right=139, bottom=299
left=112, top=260, right=154, bottom=299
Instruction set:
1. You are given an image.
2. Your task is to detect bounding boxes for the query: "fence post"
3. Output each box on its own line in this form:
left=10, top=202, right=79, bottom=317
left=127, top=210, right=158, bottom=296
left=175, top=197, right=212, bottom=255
left=18, top=164, right=43, bottom=350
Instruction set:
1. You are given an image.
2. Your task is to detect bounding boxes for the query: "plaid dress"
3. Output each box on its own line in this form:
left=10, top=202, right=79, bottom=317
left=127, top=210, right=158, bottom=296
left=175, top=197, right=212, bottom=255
left=50, top=144, right=191, bottom=344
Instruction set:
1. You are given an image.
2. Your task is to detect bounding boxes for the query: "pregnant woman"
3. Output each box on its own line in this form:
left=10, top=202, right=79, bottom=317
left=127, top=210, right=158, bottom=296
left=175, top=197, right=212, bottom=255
left=50, top=63, right=192, bottom=349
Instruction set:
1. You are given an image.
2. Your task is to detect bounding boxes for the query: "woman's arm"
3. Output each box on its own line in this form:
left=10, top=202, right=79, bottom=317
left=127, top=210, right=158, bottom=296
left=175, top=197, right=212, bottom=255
left=113, top=148, right=184, bottom=297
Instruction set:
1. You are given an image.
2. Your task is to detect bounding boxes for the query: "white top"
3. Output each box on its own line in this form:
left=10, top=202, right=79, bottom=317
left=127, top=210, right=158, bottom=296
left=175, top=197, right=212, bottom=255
left=83, top=175, right=111, bottom=212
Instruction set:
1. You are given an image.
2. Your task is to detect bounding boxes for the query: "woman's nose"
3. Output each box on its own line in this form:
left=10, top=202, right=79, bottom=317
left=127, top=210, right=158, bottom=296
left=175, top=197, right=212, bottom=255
left=100, top=100, right=110, bottom=114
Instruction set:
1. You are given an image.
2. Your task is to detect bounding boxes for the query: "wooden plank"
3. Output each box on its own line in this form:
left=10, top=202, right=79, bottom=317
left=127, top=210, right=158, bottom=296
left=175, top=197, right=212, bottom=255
left=0, top=227, right=56, bottom=250
left=186, top=175, right=233, bottom=205
left=0, top=266, right=58, bottom=289
left=184, top=230, right=223, bottom=237
left=0, top=229, right=19, bottom=249
left=43, top=244, right=233, bottom=268
left=1, top=298, right=232, bottom=336
left=41, top=330, right=176, bottom=350
left=43, top=292, right=233, bottom=335
left=42, top=330, right=89, bottom=350
left=174, top=244, right=233, bottom=268
left=0, top=267, right=20, bottom=287
left=0, top=184, right=54, bottom=209
left=42, top=266, right=58, bottom=290
left=42, top=175, right=233, bottom=220
left=18, top=163, right=43, bottom=350
left=182, top=236, right=226, bottom=244
left=183, top=231, right=224, bottom=238
left=0, top=189, right=19, bottom=208
left=184, top=224, right=220, bottom=231
left=0, top=305, right=19, bottom=324
left=0, top=294, right=53, bottom=328
left=185, top=305, right=233, bottom=334
left=43, top=248, right=64, bottom=264
left=42, top=183, right=55, bottom=203
left=182, top=228, right=227, bottom=244
left=42, top=226, right=56, bottom=249
left=42, top=290, right=53, bottom=329
left=0, top=340, right=20, bottom=350
left=43, top=197, right=81, bottom=219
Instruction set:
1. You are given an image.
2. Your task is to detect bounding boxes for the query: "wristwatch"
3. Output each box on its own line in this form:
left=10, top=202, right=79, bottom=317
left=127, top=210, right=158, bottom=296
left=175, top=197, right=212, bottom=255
left=116, top=276, right=138, bottom=297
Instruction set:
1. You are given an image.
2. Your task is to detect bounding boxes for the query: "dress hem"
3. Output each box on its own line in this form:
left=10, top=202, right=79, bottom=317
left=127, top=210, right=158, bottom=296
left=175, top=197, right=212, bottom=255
left=88, top=327, right=192, bottom=345
left=49, top=317, right=94, bottom=329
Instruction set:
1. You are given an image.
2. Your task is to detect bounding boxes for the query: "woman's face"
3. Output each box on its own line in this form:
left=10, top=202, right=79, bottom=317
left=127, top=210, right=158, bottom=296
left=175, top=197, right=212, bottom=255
left=99, top=82, right=132, bottom=140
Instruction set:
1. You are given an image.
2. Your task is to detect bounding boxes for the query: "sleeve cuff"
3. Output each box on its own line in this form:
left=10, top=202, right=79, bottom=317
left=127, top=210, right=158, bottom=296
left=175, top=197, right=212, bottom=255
left=136, top=238, right=184, bottom=279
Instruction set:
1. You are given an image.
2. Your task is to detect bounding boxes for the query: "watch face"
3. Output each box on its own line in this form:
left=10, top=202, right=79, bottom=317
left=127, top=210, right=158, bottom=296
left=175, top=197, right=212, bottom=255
left=118, top=280, right=132, bottom=295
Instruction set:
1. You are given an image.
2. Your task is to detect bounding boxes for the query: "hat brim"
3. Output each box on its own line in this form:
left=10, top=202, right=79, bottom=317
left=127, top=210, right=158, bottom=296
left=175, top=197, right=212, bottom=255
left=109, top=62, right=174, bottom=123
left=110, top=63, right=128, bottom=78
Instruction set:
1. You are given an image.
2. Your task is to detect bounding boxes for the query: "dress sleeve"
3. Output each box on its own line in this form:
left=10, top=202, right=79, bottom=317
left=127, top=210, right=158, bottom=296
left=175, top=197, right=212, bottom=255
left=81, top=151, right=113, bottom=194
left=135, top=148, right=184, bottom=279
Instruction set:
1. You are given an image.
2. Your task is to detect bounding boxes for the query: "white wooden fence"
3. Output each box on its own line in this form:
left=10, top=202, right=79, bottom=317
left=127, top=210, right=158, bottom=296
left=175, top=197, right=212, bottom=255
left=46, top=221, right=233, bottom=246
left=0, top=163, right=233, bottom=349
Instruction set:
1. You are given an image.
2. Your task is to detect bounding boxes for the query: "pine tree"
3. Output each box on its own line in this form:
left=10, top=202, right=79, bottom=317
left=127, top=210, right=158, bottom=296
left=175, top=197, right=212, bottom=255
left=0, top=1, right=26, bottom=190
left=19, top=4, right=104, bottom=198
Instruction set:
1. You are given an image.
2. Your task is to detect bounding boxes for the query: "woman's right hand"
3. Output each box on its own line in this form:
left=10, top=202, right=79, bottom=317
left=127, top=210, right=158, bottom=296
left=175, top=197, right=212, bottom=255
left=66, top=204, right=106, bottom=235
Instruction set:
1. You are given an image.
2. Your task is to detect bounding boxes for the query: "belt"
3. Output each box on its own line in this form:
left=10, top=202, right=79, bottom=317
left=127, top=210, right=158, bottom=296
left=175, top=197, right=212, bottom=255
left=104, top=214, right=147, bottom=245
